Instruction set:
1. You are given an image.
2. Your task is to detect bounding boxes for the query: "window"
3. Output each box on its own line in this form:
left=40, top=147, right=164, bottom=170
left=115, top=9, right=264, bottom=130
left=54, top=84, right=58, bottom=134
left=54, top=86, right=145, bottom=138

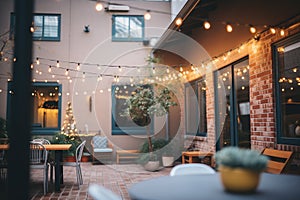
left=7, top=82, right=62, bottom=135
left=273, top=33, right=300, bottom=145
left=111, top=84, right=153, bottom=135
left=112, top=15, right=144, bottom=42
left=10, top=13, right=61, bottom=41
left=185, top=77, right=207, bottom=136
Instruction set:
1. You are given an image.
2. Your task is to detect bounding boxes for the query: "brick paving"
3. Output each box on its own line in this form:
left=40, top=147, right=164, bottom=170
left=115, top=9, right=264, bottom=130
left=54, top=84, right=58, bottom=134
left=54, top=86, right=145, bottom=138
left=29, top=163, right=172, bottom=200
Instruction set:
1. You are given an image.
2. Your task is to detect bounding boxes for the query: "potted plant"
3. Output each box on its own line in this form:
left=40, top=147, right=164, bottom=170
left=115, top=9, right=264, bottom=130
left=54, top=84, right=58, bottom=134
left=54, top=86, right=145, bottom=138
left=214, top=146, right=269, bottom=193
left=138, top=138, right=168, bottom=171
left=124, top=85, right=177, bottom=171
left=51, top=132, right=81, bottom=161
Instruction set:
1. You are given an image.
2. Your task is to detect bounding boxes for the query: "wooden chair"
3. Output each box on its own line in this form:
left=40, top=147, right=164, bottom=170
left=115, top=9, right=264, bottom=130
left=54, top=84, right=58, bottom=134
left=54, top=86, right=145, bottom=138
left=261, top=148, right=293, bottom=174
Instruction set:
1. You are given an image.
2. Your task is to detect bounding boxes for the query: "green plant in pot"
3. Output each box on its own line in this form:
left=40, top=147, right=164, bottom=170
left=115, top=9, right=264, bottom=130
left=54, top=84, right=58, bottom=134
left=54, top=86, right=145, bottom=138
left=123, top=85, right=177, bottom=171
left=214, top=147, right=269, bottom=193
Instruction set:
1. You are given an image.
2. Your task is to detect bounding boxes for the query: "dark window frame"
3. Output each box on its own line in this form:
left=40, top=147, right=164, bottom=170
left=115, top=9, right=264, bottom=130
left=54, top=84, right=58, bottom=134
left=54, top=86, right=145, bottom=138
left=273, top=33, right=300, bottom=145
left=7, top=81, right=62, bottom=135
left=112, top=15, right=145, bottom=42
left=10, top=13, right=61, bottom=41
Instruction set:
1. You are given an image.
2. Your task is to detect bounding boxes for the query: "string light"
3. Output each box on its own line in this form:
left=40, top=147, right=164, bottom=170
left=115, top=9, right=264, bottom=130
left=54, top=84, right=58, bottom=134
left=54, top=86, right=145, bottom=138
left=203, top=21, right=211, bottom=30
left=77, top=63, right=80, bottom=71
left=36, top=57, right=40, bottom=65
left=280, top=29, right=285, bottom=36
left=270, top=27, right=276, bottom=34
left=56, top=60, right=60, bottom=68
left=48, top=65, right=52, bottom=72
left=175, top=17, right=183, bottom=26
left=95, top=1, right=103, bottom=11
left=226, top=24, right=233, bottom=32
left=249, top=26, right=256, bottom=34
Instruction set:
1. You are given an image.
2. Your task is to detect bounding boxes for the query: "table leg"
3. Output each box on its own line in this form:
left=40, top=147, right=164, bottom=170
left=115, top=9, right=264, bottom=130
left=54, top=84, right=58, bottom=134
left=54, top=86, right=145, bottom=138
left=54, top=150, right=62, bottom=192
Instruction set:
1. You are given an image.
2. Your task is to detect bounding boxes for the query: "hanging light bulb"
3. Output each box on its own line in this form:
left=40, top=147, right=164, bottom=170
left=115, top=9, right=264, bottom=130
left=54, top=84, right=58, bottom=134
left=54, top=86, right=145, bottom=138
left=175, top=17, right=183, bottom=26
left=48, top=66, right=52, bottom=72
left=226, top=24, right=233, bottom=32
left=36, top=57, right=40, bottom=65
left=77, top=63, right=80, bottom=71
left=144, top=10, right=151, bottom=20
left=270, top=27, right=276, bottom=34
left=249, top=26, right=256, bottom=34
left=56, top=60, right=60, bottom=68
left=203, top=21, right=211, bottom=30
left=280, top=29, right=285, bottom=36
left=95, top=2, right=103, bottom=12
left=65, top=69, right=69, bottom=76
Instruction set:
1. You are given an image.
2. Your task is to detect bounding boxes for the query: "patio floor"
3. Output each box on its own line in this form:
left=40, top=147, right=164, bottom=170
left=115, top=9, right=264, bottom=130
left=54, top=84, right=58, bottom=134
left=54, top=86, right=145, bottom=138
left=29, top=163, right=172, bottom=200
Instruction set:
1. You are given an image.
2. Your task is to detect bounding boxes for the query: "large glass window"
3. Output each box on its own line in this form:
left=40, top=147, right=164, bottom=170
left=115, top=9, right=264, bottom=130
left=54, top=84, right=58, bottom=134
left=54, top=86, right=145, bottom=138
left=273, top=33, right=300, bottom=145
left=7, top=82, right=62, bottom=135
left=185, top=77, right=207, bottom=136
left=111, top=84, right=153, bottom=135
left=214, top=57, right=250, bottom=150
left=112, top=15, right=144, bottom=42
left=10, top=13, right=61, bottom=41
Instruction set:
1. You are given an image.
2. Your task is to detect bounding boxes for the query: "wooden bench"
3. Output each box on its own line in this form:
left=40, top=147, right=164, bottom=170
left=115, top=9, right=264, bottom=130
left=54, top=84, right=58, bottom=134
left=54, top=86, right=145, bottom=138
left=262, top=148, right=293, bottom=174
left=181, top=151, right=214, bottom=167
left=116, top=150, right=139, bottom=164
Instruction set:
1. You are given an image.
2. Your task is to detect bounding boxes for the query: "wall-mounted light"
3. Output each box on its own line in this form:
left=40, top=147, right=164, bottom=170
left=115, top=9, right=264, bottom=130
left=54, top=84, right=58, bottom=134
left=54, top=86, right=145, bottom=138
left=84, top=25, right=90, bottom=33
left=144, top=10, right=151, bottom=20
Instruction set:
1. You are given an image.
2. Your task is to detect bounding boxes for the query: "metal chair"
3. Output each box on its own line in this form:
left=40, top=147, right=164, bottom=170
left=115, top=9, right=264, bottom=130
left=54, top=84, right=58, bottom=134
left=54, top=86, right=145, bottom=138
left=61, top=140, right=86, bottom=188
left=29, top=142, right=49, bottom=195
left=88, top=184, right=122, bottom=200
left=170, top=163, right=216, bottom=176
left=32, top=138, right=55, bottom=182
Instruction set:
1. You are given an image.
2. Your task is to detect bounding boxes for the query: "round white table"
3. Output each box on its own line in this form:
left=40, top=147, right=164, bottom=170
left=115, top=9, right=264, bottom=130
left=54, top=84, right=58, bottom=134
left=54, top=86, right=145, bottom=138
left=129, top=173, right=300, bottom=200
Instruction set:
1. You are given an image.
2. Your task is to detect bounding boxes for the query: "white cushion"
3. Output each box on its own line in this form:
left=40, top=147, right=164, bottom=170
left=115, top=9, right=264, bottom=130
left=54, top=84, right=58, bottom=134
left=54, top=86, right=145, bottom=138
left=92, top=136, right=107, bottom=149
left=94, top=148, right=113, bottom=153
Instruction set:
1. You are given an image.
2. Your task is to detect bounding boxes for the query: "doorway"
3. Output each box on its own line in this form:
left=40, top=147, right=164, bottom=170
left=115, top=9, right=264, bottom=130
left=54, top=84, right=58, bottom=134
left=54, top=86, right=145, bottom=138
left=214, top=57, right=250, bottom=150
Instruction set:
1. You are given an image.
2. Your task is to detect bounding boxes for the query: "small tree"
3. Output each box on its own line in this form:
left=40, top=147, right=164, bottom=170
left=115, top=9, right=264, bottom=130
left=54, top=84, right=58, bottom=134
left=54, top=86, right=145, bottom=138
left=124, top=85, right=177, bottom=154
left=52, top=102, right=80, bottom=155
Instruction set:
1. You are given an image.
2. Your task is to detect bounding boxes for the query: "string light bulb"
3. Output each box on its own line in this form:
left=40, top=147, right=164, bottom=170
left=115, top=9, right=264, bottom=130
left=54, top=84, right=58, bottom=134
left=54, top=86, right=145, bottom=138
left=203, top=21, right=211, bottom=30
left=175, top=17, right=183, bottom=26
left=144, top=10, right=151, bottom=20
left=56, top=60, right=60, bottom=68
left=249, top=26, right=256, bottom=34
left=270, top=27, right=276, bottom=34
left=95, top=2, right=103, bottom=11
left=36, top=57, right=40, bottom=65
left=226, top=24, right=233, bottom=32
left=280, top=29, right=285, bottom=36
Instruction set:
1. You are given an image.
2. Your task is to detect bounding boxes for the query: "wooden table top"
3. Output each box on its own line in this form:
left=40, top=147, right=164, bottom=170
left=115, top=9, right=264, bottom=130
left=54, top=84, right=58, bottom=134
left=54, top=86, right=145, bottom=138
left=0, top=144, right=72, bottom=151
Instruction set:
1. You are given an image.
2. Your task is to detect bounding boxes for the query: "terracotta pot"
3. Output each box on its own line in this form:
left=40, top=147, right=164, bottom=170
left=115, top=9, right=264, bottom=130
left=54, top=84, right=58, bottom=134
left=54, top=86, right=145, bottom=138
left=81, top=155, right=90, bottom=162
left=219, top=166, right=261, bottom=193
left=64, top=155, right=76, bottom=162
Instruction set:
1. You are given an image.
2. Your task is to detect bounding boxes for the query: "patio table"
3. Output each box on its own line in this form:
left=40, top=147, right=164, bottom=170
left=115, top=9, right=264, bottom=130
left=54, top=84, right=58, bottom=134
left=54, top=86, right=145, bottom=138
left=129, top=172, right=300, bottom=200
left=0, top=143, right=71, bottom=192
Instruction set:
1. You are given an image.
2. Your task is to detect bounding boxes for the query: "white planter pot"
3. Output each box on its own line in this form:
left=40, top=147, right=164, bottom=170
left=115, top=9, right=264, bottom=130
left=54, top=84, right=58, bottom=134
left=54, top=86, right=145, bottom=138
left=144, top=161, right=160, bottom=171
left=162, top=156, right=174, bottom=167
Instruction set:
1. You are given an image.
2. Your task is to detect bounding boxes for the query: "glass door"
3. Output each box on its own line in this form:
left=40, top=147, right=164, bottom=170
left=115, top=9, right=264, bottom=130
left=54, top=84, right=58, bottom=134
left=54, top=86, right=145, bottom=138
left=215, top=58, right=250, bottom=150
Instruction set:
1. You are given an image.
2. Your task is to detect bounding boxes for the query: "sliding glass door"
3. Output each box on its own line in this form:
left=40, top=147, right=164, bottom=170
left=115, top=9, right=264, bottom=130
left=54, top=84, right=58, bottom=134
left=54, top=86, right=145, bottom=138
left=215, top=57, right=250, bottom=150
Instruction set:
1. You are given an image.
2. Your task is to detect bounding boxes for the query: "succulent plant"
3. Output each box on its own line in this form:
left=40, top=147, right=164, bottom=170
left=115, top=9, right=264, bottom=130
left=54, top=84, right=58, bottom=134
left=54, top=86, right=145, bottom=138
left=214, top=147, right=269, bottom=172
